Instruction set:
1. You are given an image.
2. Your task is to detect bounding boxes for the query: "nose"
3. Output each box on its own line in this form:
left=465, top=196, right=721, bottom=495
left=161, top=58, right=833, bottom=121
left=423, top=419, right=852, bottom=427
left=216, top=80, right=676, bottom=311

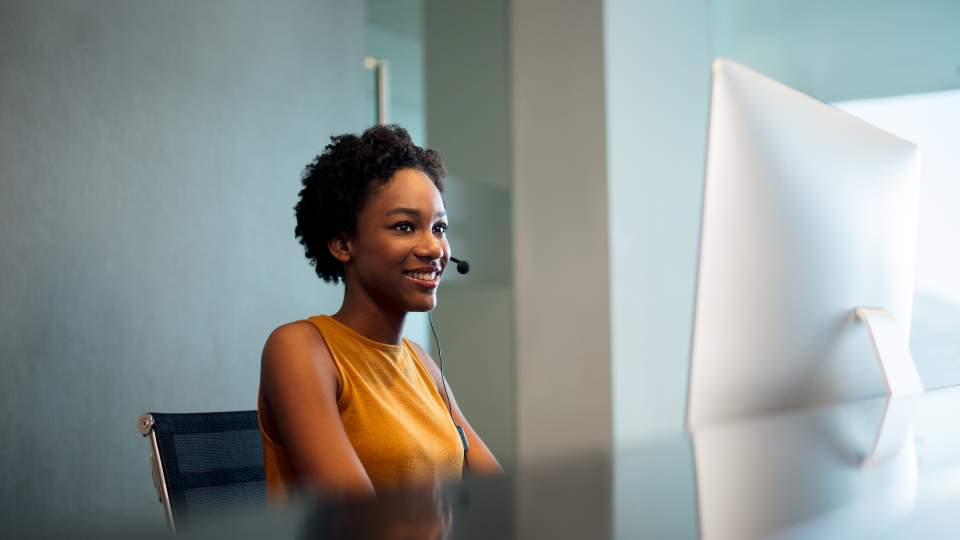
left=415, top=229, right=444, bottom=261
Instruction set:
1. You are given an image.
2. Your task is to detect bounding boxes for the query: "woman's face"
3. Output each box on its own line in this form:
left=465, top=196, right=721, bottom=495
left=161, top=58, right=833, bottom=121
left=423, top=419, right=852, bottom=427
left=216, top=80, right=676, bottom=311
left=340, top=168, right=450, bottom=314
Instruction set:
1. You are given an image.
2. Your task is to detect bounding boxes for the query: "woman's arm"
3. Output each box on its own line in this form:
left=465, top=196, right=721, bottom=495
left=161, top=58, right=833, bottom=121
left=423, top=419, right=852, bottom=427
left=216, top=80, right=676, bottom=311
left=260, top=321, right=376, bottom=498
left=410, top=342, right=505, bottom=476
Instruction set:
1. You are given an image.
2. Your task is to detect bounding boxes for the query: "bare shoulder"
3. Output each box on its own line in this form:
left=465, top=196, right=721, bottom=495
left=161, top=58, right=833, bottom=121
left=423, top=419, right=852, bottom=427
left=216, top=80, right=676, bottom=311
left=263, top=320, right=325, bottom=356
left=261, top=320, right=341, bottom=390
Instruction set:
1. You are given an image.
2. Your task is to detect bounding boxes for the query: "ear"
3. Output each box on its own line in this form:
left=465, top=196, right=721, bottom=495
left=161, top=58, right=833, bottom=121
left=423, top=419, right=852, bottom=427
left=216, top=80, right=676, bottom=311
left=327, top=234, right=352, bottom=264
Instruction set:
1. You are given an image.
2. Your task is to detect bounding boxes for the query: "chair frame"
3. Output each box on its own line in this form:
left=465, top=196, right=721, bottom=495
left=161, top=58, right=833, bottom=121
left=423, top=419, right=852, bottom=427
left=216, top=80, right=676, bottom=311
left=138, top=412, right=177, bottom=534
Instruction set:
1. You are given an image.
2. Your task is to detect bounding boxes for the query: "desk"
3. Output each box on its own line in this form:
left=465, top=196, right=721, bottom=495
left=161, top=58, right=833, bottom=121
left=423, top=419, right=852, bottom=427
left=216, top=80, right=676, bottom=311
left=123, top=386, right=960, bottom=539
left=511, top=385, right=960, bottom=540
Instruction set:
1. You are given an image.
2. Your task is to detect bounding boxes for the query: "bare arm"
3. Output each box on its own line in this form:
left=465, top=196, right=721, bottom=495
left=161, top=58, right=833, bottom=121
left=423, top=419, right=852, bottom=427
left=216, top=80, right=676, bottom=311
left=409, top=341, right=505, bottom=476
left=259, top=321, right=375, bottom=498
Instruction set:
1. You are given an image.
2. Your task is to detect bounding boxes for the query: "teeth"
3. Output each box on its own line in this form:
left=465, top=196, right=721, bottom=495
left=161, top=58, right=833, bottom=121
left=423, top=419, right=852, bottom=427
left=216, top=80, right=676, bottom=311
left=406, top=271, right=436, bottom=281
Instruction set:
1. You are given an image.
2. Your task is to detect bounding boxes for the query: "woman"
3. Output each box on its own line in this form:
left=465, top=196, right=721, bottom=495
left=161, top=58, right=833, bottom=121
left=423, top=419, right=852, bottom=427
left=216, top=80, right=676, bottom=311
left=258, top=125, right=502, bottom=502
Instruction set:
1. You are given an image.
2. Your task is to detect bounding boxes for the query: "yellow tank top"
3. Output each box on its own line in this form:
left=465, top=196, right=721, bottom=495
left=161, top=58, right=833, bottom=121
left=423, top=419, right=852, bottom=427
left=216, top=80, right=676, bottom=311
left=258, top=315, right=463, bottom=501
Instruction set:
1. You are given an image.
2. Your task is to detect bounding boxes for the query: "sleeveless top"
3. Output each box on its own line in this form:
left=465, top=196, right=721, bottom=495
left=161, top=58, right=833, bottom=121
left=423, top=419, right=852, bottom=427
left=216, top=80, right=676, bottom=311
left=258, top=315, right=463, bottom=501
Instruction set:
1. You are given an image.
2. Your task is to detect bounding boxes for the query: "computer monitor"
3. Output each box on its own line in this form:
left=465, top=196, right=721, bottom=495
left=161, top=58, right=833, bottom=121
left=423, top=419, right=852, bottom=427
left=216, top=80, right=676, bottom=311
left=686, top=59, right=923, bottom=428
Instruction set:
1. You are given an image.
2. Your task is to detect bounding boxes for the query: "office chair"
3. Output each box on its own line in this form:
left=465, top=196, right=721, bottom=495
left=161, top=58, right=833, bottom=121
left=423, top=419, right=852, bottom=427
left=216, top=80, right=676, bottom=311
left=137, top=411, right=266, bottom=533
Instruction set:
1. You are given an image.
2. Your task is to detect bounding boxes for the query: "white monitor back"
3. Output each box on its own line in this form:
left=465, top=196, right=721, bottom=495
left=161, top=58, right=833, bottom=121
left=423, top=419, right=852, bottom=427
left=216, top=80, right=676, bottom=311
left=686, top=59, right=920, bottom=428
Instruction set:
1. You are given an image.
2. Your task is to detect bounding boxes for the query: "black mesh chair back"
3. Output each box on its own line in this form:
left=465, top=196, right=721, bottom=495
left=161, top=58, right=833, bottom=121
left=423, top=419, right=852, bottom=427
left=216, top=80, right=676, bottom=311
left=138, top=411, right=266, bottom=532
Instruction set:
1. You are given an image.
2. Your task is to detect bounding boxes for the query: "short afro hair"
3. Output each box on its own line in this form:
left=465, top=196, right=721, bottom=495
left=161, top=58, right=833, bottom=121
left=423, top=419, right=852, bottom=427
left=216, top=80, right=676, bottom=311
left=294, top=124, right=447, bottom=284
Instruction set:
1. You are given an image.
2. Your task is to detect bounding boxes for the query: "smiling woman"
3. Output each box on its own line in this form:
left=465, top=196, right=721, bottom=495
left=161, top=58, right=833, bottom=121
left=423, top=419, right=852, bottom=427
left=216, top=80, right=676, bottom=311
left=257, top=125, right=502, bottom=503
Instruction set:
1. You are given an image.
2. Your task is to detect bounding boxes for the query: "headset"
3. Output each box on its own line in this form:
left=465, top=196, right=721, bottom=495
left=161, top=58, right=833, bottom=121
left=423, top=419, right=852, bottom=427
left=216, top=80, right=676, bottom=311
left=428, top=256, right=471, bottom=474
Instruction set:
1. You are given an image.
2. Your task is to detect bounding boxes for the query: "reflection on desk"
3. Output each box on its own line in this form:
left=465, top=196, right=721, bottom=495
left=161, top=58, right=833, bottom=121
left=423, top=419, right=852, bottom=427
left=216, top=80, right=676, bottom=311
left=69, top=386, right=960, bottom=539
left=624, top=386, right=960, bottom=540
left=692, top=394, right=918, bottom=540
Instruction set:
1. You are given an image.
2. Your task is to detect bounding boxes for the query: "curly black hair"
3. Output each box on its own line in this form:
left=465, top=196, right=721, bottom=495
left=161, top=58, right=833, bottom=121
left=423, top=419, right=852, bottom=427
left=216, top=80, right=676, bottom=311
left=294, top=124, right=447, bottom=284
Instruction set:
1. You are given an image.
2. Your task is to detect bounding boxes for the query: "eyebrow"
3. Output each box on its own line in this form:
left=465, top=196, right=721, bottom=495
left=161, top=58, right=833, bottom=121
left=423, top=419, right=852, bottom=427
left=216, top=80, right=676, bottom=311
left=386, top=207, right=447, bottom=219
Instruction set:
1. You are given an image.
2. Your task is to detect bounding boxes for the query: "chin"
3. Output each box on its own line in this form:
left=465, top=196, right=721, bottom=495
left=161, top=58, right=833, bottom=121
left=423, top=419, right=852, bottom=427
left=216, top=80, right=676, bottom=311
left=405, top=296, right=437, bottom=313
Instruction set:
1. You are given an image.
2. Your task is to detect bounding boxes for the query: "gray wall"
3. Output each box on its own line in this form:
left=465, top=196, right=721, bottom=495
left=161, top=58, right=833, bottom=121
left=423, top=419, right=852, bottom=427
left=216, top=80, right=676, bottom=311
left=0, top=0, right=364, bottom=534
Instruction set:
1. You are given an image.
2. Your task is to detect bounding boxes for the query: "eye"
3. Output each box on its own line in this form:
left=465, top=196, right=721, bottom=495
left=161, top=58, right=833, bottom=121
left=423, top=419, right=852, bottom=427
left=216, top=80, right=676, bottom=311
left=433, top=223, right=448, bottom=234
left=392, top=221, right=414, bottom=233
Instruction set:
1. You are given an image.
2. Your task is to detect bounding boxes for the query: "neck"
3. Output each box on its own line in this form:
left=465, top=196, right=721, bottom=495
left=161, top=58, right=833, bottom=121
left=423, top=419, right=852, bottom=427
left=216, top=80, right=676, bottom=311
left=331, top=282, right=406, bottom=346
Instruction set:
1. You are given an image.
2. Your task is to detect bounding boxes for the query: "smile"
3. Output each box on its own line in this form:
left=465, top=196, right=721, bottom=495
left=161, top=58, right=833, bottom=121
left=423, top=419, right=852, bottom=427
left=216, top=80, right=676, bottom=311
left=403, top=270, right=438, bottom=281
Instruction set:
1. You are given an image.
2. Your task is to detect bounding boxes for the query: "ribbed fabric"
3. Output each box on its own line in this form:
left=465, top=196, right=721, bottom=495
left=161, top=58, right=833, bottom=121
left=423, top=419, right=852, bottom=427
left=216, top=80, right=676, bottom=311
left=259, top=315, right=463, bottom=501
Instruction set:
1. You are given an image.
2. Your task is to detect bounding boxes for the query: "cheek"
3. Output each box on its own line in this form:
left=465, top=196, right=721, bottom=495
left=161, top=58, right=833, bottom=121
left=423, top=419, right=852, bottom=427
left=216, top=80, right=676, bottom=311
left=360, top=235, right=409, bottom=270
left=383, top=239, right=413, bottom=263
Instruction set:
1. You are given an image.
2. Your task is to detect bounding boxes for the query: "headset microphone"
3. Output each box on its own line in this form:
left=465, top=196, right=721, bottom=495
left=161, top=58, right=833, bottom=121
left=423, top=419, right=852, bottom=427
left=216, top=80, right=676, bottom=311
left=430, top=254, right=471, bottom=474
left=450, top=257, right=470, bottom=274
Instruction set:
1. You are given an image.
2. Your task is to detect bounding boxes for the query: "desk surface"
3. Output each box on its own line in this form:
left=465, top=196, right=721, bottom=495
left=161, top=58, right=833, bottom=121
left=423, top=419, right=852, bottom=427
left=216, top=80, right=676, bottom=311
left=109, top=386, right=960, bottom=539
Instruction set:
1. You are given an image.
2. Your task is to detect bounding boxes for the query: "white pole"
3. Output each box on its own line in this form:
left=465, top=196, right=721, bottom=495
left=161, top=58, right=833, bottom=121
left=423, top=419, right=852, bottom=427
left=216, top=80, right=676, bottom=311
left=377, top=60, right=391, bottom=125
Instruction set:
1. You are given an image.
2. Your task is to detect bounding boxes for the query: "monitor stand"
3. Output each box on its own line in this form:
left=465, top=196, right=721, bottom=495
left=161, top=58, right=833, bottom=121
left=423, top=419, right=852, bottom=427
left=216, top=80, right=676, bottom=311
left=855, top=307, right=925, bottom=396
left=855, top=307, right=924, bottom=467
